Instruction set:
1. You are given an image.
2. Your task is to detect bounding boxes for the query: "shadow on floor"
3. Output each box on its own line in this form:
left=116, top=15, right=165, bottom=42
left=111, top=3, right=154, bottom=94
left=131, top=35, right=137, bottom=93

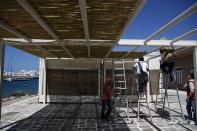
left=3, top=102, right=131, bottom=131
left=155, top=108, right=170, bottom=119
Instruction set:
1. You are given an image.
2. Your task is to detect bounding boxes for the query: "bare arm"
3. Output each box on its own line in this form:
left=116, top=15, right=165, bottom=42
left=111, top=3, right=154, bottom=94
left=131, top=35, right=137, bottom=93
left=146, top=63, right=149, bottom=72
left=183, top=83, right=187, bottom=88
left=187, top=82, right=195, bottom=99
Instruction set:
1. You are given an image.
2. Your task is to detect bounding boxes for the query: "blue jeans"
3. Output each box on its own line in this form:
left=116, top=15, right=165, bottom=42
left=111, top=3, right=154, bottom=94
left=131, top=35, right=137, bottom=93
left=101, top=100, right=112, bottom=119
left=186, top=100, right=196, bottom=120
left=160, top=62, right=175, bottom=81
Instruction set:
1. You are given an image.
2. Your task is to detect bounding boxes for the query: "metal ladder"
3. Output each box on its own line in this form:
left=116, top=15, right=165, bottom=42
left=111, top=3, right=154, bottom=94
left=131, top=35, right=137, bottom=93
left=112, top=59, right=130, bottom=121
left=136, top=77, right=152, bottom=122
left=155, top=73, right=185, bottom=123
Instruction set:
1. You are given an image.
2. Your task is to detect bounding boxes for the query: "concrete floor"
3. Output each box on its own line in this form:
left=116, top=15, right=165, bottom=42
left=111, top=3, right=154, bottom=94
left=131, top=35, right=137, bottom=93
left=0, top=90, right=197, bottom=131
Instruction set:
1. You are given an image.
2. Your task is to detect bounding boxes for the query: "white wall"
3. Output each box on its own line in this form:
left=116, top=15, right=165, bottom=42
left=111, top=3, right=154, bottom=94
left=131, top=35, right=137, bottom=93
left=148, top=56, right=162, bottom=101
left=47, top=59, right=100, bottom=69
left=148, top=57, right=161, bottom=70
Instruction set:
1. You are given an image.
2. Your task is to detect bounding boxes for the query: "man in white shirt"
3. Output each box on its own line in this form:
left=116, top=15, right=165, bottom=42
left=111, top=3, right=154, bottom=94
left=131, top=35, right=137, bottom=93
left=133, top=57, right=149, bottom=97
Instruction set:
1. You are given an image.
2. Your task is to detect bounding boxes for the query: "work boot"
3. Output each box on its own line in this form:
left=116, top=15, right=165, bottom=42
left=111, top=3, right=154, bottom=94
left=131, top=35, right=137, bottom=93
left=140, top=93, right=144, bottom=98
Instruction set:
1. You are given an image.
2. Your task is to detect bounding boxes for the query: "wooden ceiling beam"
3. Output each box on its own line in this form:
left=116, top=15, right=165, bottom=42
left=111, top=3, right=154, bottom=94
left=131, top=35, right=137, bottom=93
left=104, top=0, right=147, bottom=58
left=79, top=0, right=91, bottom=58
left=17, top=0, right=73, bottom=58
left=0, top=21, right=32, bottom=43
left=0, top=21, right=57, bottom=57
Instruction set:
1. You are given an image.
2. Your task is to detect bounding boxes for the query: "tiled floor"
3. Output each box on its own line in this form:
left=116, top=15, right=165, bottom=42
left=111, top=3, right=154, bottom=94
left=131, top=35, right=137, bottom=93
left=1, top=90, right=197, bottom=131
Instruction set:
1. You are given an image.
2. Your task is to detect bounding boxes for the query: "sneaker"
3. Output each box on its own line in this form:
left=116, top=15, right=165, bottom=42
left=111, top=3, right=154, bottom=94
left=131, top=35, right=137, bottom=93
left=190, top=121, right=195, bottom=125
left=186, top=120, right=195, bottom=125
left=186, top=120, right=190, bottom=124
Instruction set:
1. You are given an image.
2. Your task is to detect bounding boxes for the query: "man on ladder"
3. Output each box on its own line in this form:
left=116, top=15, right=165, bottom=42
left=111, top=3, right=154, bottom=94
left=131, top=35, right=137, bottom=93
left=133, top=56, right=149, bottom=97
left=160, top=46, right=176, bottom=82
left=157, top=46, right=185, bottom=123
left=133, top=56, right=152, bottom=121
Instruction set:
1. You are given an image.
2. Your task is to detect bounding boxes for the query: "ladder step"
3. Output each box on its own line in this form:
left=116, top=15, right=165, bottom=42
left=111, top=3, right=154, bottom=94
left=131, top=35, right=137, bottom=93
left=116, top=81, right=126, bottom=83
left=159, top=97, right=165, bottom=99
left=114, top=74, right=124, bottom=77
left=115, top=87, right=127, bottom=90
left=156, top=97, right=164, bottom=99
left=114, top=61, right=123, bottom=64
left=168, top=102, right=180, bottom=103
left=138, top=114, right=151, bottom=116
left=114, top=68, right=124, bottom=70
left=138, top=101, right=149, bottom=103
left=115, top=93, right=121, bottom=95
left=155, top=101, right=164, bottom=103
left=167, top=95, right=178, bottom=96
left=171, top=108, right=182, bottom=110
left=156, top=101, right=164, bottom=103
left=138, top=97, right=147, bottom=100
left=122, top=101, right=129, bottom=103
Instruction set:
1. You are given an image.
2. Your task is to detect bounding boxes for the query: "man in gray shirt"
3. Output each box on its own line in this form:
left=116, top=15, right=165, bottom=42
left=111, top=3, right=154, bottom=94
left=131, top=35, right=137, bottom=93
left=183, top=74, right=196, bottom=124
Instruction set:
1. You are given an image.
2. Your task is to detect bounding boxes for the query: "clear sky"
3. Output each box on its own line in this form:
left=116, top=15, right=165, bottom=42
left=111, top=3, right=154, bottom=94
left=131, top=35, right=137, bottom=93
left=4, top=45, right=39, bottom=72
left=4, top=0, right=197, bottom=72
left=113, top=0, right=197, bottom=51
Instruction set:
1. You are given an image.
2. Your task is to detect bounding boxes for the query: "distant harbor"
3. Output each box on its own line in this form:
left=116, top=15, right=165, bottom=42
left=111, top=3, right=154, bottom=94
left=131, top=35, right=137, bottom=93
left=4, top=70, right=39, bottom=82
left=3, top=79, right=38, bottom=98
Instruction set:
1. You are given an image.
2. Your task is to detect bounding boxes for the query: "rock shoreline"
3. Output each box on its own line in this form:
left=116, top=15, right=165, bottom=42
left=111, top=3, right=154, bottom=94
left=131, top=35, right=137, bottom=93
left=2, top=94, right=38, bottom=107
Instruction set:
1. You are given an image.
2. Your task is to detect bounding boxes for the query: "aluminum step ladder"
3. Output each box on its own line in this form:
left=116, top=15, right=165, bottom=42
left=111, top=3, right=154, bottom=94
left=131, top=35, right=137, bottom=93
left=136, top=77, right=152, bottom=122
left=155, top=73, right=185, bottom=123
left=112, top=59, right=130, bottom=121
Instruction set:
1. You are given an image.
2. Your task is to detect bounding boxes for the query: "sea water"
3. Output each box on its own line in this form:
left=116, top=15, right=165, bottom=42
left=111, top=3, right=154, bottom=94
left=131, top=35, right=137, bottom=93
left=2, top=79, right=38, bottom=98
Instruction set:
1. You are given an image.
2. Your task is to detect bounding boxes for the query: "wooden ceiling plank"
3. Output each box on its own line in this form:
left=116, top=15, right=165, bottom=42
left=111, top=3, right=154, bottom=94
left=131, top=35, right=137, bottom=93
left=104, top=0, right=146, bottom=58
left=79, top=0, right=90, bottom=58
left=17, top=0, right=74, bottom=58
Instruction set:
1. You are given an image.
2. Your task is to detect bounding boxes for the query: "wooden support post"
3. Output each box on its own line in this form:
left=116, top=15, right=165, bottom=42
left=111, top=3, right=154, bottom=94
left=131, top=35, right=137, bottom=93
left=43, top=59, right=47, bottom=104
left=0, top=40, right=5, bottom=123
left=193, top=45, right=197, bottom=124
left=146, top=60, right=151, bottom=102
left=98, top=68, right=100, bottom=100
left=38, top=58, right=47, bottom=104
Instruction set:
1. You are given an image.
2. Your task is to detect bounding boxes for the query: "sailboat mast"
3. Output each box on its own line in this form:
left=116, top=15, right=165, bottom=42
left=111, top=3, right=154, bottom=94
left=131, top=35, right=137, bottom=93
left=11, top=57, right=12, bottom=79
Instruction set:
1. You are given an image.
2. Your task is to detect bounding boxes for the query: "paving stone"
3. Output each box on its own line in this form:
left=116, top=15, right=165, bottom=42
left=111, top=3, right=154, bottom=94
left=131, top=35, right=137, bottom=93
left=110, top=124, right=117, bottom=128
left=138, top=125, right=151, bottom=129
left=100, top=125, right=111, bottom=129
left=103, top=129, right=112, bottom=131
left=112, top=128, right=130, bottom=131
left=128, top=128, right=141, bottom=131
left=2, top=92, right=197, bottom=131
left=162, top=128, right=179, bottom=131
left=142, top=128, right=155, bottom=131
left=116, top=124, right=129, bottom=128
left=82, top=127, right=97, bottom=130
left=154, top=123, right=167, bottom=127
left=87, top=123, right=97, bottom=128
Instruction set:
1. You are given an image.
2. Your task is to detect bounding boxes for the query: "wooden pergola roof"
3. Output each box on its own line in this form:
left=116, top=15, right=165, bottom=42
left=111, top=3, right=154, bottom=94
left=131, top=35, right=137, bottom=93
left=0, top=0, right=147, bottom=59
